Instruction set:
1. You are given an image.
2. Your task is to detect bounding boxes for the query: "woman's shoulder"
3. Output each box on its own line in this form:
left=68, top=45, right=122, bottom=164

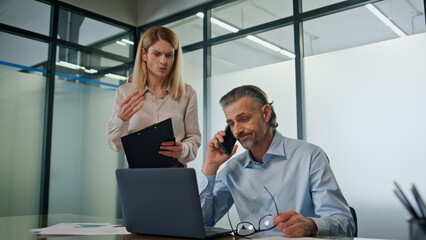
left=184, top=83, right=195, bottom=92
left=117, top=81, right=133, bottom=93
left=183, top=83, right=197, bottom=96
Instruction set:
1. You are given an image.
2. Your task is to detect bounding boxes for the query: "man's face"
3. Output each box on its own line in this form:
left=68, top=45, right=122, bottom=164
left=223, top=97, right=270, bottom=150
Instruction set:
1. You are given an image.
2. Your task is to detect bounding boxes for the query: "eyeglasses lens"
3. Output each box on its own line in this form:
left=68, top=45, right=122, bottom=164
left=236, top=222, right=255, bottom=236
left=259, top=214, right=274, bottom=230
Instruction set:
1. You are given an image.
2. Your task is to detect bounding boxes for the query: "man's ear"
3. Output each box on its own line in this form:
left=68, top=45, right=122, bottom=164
left=141, top=48, right=147, bottom=61
left=261, top=104, right=271, bottom=123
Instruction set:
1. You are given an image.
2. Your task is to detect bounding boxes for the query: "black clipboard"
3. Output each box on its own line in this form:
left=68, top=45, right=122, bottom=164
left=121, top=118, right=179, bottom=168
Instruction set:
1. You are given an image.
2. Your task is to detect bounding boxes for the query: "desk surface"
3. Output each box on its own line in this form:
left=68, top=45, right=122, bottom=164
left=0, top=214, right=237, bottom=240
left=0, top=214, right=381, bottom=240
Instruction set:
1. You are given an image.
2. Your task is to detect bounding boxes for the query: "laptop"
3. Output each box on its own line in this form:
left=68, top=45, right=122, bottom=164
left=120, top=118, right=179, bottom=168
left=115, top=168, right=232, bottom=239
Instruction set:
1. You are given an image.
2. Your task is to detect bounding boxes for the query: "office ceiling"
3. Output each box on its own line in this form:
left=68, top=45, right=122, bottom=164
left=0, top=0, right=425, bottom=72
left=167, top=0, right=425, bottom=73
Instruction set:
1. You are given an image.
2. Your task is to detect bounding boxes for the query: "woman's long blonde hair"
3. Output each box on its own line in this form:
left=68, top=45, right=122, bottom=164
left=129, top=26, right=185, bottom=99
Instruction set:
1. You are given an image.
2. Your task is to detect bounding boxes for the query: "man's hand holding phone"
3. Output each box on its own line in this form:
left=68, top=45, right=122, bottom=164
left=203, top=126, right=238, bottom=176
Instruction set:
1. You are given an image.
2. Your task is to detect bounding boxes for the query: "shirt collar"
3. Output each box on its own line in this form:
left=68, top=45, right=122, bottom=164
left=140, top=88, right=150, bottom=96
left=243, top=130, right=286, bottom=168
left=143, top=86, right=170, bottom=97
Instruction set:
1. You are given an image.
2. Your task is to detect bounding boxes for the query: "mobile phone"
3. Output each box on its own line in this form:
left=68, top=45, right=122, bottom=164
left=218, top=125, right=236, bottom=155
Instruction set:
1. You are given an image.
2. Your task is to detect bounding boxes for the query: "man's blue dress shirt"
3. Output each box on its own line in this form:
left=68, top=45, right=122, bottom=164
left=198, top=130, right=355, bottom=237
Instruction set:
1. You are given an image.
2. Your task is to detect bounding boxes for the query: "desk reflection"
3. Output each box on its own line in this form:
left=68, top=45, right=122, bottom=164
left=0, top=214, right=356, bottom=240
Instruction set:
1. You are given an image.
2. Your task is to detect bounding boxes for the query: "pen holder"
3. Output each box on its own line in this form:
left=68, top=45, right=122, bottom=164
left=409, top=219, right=426, bottom=240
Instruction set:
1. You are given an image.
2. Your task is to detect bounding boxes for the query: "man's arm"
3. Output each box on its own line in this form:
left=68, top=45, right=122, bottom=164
left=308, top=147, right=355, bottom=237
left=198, top=131, right=238, bottom=226
left=198, top=171, right=234, bottom=226
left=273, top=147, right=354, bottom=237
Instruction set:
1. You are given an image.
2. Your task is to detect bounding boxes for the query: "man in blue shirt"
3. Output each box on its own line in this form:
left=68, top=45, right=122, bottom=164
left=198, top=85, right=355, bottom=237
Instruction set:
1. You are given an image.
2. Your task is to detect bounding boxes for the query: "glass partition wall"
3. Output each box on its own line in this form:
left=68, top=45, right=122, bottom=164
left=0, top=0, right=135, bottom=229
left=0, top=32, right=48, bottom=218
left=1, top=0, right=425, bottom=239
left=51, top=4, right=134, bottom=221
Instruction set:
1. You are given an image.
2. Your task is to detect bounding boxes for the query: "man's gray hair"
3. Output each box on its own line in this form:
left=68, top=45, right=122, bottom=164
left=219, top=85, right=278, bottom=129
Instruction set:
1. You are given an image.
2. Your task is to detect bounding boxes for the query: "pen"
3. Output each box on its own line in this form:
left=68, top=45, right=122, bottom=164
left=411, top=184, right=426, bottom=219
left=393, top=181, right=420, bottom=220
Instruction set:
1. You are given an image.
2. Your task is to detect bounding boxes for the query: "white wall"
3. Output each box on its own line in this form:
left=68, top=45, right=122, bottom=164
left=207, top=32, right=426, bottom=239
left=304, top=32, right=426, bottom=240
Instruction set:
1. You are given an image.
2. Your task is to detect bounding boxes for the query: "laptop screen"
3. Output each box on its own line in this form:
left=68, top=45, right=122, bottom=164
left=115, top=168, right=231, bottom=239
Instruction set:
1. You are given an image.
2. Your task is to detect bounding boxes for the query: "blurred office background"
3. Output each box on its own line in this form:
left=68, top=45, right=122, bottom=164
left=0, top=0, right=425, bottom=239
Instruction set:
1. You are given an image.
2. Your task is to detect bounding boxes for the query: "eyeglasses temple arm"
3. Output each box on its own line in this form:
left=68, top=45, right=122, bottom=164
left=227, top=211, right=237, bottom=234
left=263, top=186, right=279, bottom=215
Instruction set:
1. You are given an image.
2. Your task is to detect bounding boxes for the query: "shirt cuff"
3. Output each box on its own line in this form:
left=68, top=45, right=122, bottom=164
left=311, top=218, right=327, bottom=236
left=180, top=142, right=189, bottom=160
left=112, top=114, right=128, bottom=130
left=198, top=172, right=216, bottom=193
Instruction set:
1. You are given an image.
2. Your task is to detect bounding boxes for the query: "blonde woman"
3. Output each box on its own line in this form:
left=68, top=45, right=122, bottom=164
left=108, top=26, right=201, bottom=167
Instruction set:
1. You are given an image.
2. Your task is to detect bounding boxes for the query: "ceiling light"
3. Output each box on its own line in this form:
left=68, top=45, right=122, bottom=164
left=56, top=61, right=82, bottom=70
left=279, top=49, right=296, bottom=59
left=121, top=39, right=134, bottom=45
left=365, top=4, right=407, bottom=38
left=105, top=73, right=127, bottom=80
left=56, top=61, right=98, bottom=74
left=83, top=68, right=98, bottom=74
left=196, top=12, right=204, bottom=18
left=246, top=35, right=296, bottom=59
left=246, top=35, right=281, bottom=51
left=196, top=12, right=239, bottom=33
left=211, top=17, right=239, bottom=33
left=116, top=40, right=127, bottom=46
left=195, top=13, right=293, bottom=58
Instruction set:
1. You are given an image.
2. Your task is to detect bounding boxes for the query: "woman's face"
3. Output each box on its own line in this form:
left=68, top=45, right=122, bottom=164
left=142, top=39, right=175, bottom=81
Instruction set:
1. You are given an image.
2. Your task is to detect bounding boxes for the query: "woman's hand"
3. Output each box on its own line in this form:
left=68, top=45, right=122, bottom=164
left=159, top=141, right=184, bottom=159
left=117, top=90, right=144, bottom=121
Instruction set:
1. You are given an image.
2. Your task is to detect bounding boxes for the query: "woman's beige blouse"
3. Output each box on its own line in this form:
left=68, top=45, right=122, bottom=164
left=107, top=82, right=201, bottom=164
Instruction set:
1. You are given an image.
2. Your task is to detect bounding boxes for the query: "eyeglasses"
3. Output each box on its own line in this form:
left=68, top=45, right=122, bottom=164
left=227, top=186, right=279, bottom=237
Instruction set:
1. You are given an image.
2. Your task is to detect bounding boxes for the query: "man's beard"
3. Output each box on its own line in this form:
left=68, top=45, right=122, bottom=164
left=238, top=132, right=259, bottom=150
